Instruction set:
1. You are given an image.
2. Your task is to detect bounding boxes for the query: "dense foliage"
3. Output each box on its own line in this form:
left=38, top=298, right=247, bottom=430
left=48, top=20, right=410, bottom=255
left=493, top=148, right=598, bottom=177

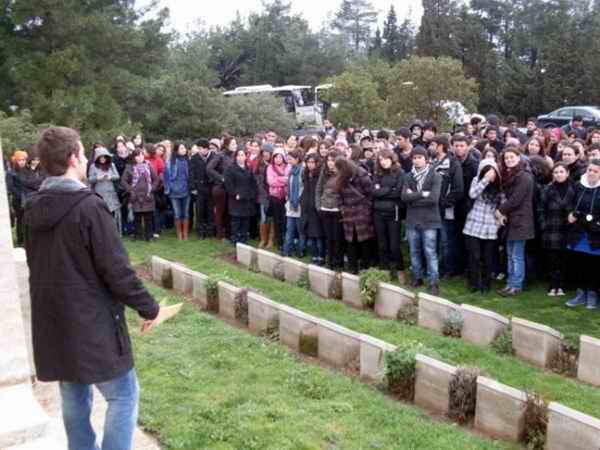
left=1, top=0, right=598, bottom=152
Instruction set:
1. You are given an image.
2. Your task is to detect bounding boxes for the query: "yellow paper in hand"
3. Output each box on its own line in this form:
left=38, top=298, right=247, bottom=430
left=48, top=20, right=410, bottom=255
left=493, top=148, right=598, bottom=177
left=154, top=303, right=183, bottom=326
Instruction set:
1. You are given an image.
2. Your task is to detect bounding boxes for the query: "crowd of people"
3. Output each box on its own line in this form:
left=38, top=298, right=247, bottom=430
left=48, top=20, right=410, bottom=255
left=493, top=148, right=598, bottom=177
left=6, top=114, right=600, bottom=309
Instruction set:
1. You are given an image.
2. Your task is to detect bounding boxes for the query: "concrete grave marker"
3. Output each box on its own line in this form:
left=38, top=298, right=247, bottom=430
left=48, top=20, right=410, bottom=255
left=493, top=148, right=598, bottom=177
left=283, top=257, right=308, bottom=285
left=545, top=401, right=600, bottom=450
left=511, top=317, right=562, bottom=368
left=414, top=354, right=457, bottom=415
left=341, top=272, right=363, bottom=309
left=217, top=281, right=247, bottom=322
left=474, top=376, right=526, bottom=442
left=460, top=304, right=509, bottom=346
left=418, top=293, right=458, bottom=334
left=317, top=319, right=361, bottom=368
left=171, top=263, right=194, bottom=296
left=151, top=255, right=172, bottom=288
left=308, top=264, right=336, bottom=298
left=247, top=292, right=280, bottom=334
left=359, top=335, right=396, bottom=381
left=278, top=304, right=321, bottom=352
left=577, top=335, right=600, bottom=387
left=236, top=243, right=257, bottom=270
left=374, top=282, right=416, bottom=319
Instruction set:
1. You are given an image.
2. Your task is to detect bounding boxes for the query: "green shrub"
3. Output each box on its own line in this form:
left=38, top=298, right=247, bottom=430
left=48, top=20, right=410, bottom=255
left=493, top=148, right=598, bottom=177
left=359, top=268, right=390, bottom=308
left=549, top=335, right=580, bottom=377
left=296, top=271, right=310, bottom=289
left=396, top=300, right=419, bottom=325
left=384, top=342, right=428, bottom=401
left=205, top=275, right=220, bottom=313
left=523, top=392, right=548, bottom=450
left=449, top=367, right=480, bottom=424
left=492, top=325, right=514, bottom=355
left=442, top=309, right=464, bottom=338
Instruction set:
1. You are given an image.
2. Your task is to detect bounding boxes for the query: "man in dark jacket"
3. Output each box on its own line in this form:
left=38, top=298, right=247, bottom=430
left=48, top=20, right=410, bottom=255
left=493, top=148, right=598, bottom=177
left=23, top=127, right=160, bottom=450
left=432, top=135, right=464, bottom=278
left=190, top=138, right=216, bottom=239
left=451, top=135, right=480, bottom=275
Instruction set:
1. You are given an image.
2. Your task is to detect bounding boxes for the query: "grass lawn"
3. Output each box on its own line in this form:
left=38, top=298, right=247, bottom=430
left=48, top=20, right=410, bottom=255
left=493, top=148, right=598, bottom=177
left=130, top=284, right=518, bottom=450
left=125, top=233, right=600, bottom=419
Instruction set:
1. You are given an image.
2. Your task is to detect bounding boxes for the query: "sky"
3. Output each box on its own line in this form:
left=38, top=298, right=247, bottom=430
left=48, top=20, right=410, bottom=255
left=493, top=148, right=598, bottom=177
left=144, top=0, right=423, bottom=33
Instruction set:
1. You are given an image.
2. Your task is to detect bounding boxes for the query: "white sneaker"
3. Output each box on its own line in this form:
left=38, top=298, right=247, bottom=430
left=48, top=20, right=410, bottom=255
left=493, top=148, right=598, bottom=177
left=547, top=289, right=557, bottom=297
left=496, top=273, right=506, bottom=281
left=153, top=234, right=160, bottom=239
left=556, top=288, right=565, bottom=296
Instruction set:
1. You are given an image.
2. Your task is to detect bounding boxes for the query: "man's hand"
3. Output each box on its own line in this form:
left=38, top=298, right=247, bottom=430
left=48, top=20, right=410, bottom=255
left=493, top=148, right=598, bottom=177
left=568, top=213, right=577, bottom=224
left=141, top=307, right=163, bottom=334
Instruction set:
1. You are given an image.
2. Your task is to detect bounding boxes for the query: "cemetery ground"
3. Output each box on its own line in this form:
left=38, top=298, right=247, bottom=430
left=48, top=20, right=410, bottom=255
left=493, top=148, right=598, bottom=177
left=125, top=233, right=600, bottom=448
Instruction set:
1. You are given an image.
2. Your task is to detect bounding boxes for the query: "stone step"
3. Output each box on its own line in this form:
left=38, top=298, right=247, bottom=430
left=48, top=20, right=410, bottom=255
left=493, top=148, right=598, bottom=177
left=7, top=437, right=64, bottom=450
left=0, top=384, right=50, bottom=448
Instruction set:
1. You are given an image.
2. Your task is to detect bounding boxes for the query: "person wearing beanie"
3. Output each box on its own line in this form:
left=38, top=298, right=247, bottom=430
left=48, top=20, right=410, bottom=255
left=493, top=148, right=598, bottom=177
left=463, top=159, right=502, bottom=293
left=190, top=138, right=216, bottom=239
left=402, top=146, right=442, bottom=294
left=432, top=135, right=464, bottom=279
left=409, top=120, right=424, bottom=147
left=89, top=147, right=122, bottom=234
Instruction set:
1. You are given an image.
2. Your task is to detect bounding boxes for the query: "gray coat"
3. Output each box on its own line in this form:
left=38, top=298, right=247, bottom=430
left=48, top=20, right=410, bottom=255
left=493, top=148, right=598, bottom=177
left=88, top=149, right=121, bottom=213
left=402, top=167, right=442, bottom=229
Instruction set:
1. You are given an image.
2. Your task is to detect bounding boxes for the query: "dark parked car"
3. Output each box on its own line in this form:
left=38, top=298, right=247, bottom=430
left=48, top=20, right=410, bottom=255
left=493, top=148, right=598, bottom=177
left=537, top=106, right=600, bottom=128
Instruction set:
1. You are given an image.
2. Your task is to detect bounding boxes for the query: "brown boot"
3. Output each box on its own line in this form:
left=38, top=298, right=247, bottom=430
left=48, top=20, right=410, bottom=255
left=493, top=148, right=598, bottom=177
left=175, top=220, right=183, bottom=240
left=266, top=223, right=275, bottom=249
left=182, top=219, right=190, bottom=241
left=258, top=223, right=269, bottom=248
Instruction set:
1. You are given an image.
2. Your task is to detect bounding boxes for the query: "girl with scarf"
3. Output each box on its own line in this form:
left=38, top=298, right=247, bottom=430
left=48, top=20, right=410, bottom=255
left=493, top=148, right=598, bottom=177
left=540, top=162, right=576, bottom=297
left=565, top=159, right=600, bottom=309
left=89, top=147, right=122, bottom=233
left=224, top=149, right=257, bottom=245
left=164, top=142, right=191, bottom=240
left=266, top=149, right=291, bottom=248
left=282, top=150, right=305, bottom=257
left=496, top=147, right=535, bottom=297
left=402, top=146, right=442, bottom=294
left=301, top=153, right=325, bottom=265
left=121, top=149, right=159, bottom=241
left=335, top=157, right=375, bottom=274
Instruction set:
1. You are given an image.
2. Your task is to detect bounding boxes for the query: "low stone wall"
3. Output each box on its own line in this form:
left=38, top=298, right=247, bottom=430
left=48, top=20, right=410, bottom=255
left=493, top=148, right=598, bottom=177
left=236, top=243, right=257, bottom=270
left=307, top=265, right=336, bottom=298
left=474, top=376, right=526, bottom=442
left=13, top=249, right=34, bottom=374
left=341, top=273, right=362, bottom=309
left=247, top=292, right=280, bottom=334
left=577, top=335, right=600, bottom=387
left=414, top=354, right=457, bottom=415
left=317, top=319, right=361, bottom=368
left=418, top=293, right=458, bottom=333
left=511, top=317, right=562, bottom=368
left=217, top=281, right=246, bottom=322
left=171, top=263, right=194, bottom=296
left=278, top=304, right=321, bottom=352
left=283, top=258, right=308, bottom=285
left=374, top=282, right=416, bottom=320
left=256, top=249, right=285, bottom=280
left=151, top=255, right=173, bottom=288
left=546, top=401, right=600, bottom=450
left=359, top=335, right=396, bottom=381
left=191, top=272, right=210, bottom=310
left=460, top=304, right=509, bottom=346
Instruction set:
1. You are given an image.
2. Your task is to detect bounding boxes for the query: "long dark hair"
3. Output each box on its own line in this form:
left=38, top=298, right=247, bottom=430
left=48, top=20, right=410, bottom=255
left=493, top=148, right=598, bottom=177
left=501, top=147, right=524, bottom=188
left=479, top=164, right=500, bottom=202
left=334, top=157, right=357, bottom=192
left=374, top=149, right=399, bottom=176
left=171, top=142, right=187, bottom=165
left=303, top=153, right=321, bottom=182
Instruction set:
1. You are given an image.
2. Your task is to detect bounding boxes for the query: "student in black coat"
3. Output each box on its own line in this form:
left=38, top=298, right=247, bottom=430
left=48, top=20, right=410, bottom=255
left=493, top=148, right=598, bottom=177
left=300, top=153, right=325, bottom=265
left=373, top=149, right=406, bottom=283
left=224, top=149, right=257, bottom=244
left=190, top=139, right=216, bottom=239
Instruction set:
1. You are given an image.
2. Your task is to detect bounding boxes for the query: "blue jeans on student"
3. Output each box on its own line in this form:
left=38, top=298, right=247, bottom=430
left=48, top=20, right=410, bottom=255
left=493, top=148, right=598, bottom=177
left=440, top=219, right=458, bottom=276
left=506, top=239, right=526, bottom=290
left=283, top=216, right=306, bottom=256
left=407, top=226, right=439, bottom=285
left=60, top=368, right=139, bottom=450
left=306, top=237, right=324, bottom=261
left=170, top=195, right=190, bottom=220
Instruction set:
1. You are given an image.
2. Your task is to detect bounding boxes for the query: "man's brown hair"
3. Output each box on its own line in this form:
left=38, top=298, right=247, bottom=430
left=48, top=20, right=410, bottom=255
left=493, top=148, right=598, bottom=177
left=37, top=127, right=81, bottom=176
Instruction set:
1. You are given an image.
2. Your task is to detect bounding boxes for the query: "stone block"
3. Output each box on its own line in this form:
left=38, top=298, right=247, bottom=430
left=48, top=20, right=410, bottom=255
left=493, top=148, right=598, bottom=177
left=359, top=334, right=396, bottom=381
left=217, top=281, right=246, bottom=322
left=511, top=317, right=562, bottom=368
left=308, top=264, right=336, bottom=298
left=13, top=249, right=34, bottom=374
left=278, top=304, right=320, bottom=352
left=577, top=335, right=600, bottom=387
left=256, top=249, right=285, bottom=280
left=171, top=263, right=194, bottom=296
left=546, top=402, right=600, bottom=450
left=341, top=272, right=363, bottom=309
left=474, top=376, right=526, bottom=442
left=414, top=354, right=457, bottom=415
left=460, top=304, right=509, bottom=346
left=191, top=272, right=210, bottom=309
left=283, top=257, right=308, bottom=285
left=236, top=243, right=257, bottom=270
left=0, top=384, right=49, bottom=448
left=151, top=256, right=172, bottom=288
left=317, top=319, right=361, bottom=368
left=374, top=282, right=416, bottom=319
left=247, top=292, right=280, bottom=334
left=417, top=293, right=458, bottom=333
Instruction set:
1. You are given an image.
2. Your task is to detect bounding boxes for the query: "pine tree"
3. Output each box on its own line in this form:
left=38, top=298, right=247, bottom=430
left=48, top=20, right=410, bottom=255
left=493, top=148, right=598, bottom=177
left=332, top=0, right=378, bottom=55
left=416, top=0, right=460, bottom=58
left=369, top=28, right=383, bottom=58
left=382, top=5, right=400, bottom=61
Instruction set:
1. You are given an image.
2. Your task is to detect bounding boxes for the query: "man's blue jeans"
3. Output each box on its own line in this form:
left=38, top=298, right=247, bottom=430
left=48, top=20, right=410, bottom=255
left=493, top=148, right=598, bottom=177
left=60, top=368, right=139, bottom=450
left=506, top=240, right=526, bottom=290
left=407, top=226, right=439, bottom=285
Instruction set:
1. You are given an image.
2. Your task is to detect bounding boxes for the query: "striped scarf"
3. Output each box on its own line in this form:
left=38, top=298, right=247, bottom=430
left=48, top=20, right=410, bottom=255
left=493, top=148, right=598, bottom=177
left=411, top=164, right=430, bottom=192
